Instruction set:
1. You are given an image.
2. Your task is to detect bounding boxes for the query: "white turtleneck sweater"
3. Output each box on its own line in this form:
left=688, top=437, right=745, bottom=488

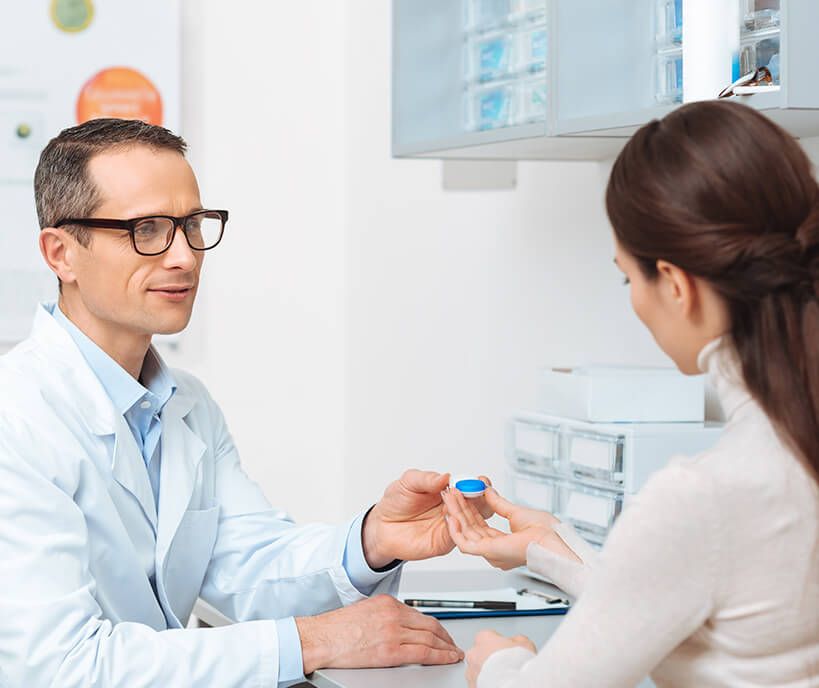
left=479, top=339, right=819, bottom=688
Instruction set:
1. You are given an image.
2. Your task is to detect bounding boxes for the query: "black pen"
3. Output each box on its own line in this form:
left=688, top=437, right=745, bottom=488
left=404, top=599, right=516, bottom=610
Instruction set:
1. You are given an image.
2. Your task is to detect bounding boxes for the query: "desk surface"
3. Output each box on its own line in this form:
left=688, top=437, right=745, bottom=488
left=311, top=568, right=568, bottom=688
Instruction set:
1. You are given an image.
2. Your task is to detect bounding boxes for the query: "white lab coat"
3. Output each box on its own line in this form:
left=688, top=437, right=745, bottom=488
left=0, top=304, right=399, bottom=687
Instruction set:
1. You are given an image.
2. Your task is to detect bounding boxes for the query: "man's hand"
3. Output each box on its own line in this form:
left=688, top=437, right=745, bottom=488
left=465, top=630, right=536, bottom=688
left=295, top=595, right=464, bottom=674
left=362, top=470, right=494, bottom=568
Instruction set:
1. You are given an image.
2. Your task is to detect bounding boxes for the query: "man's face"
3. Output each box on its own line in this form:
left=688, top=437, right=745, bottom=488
left=65, top=145, right=205, bottom=339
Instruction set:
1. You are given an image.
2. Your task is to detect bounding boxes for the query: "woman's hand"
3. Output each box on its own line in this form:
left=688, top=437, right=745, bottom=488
left=465, top=630, right=536, bottom=688
left=441, top=486, right=580, bottom=570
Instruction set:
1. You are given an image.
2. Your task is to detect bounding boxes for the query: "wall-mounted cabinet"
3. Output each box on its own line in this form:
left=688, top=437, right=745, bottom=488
left=392, top=0, right=819, bottom=160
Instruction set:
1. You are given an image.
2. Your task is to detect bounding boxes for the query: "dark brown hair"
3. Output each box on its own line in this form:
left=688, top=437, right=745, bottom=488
left=34, top=117, right=187, bottom=245
left=606, top=100, right=819, bottom=480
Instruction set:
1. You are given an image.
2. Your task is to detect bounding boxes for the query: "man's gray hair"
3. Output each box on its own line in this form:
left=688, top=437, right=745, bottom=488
left=34, top=118, right=187, bottom=245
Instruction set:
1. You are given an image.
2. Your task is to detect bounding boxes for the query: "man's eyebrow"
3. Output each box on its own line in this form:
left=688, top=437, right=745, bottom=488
left=125, top=207, right=206, bottom=218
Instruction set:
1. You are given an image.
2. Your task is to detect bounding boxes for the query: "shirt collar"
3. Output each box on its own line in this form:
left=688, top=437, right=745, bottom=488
left=49, top=302, right=176, bottom=416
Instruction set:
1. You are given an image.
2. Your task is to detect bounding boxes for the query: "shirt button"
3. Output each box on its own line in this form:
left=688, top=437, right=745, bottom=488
left=140, top=400, right=151, bottom=410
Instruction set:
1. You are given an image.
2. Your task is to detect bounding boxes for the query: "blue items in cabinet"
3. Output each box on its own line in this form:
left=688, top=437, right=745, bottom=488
left=477, top=36, right=513, bottom=81
left=519, top=27, right=547, bottom=73
left=477, top=86, right=512, bottom=129
left=657, top=0, right=682, bottom=46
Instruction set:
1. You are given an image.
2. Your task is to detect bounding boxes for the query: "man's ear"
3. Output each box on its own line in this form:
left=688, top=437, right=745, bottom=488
left=656, top=259, right=698, bottom=319
left=39, top=228, right=79, bottom=285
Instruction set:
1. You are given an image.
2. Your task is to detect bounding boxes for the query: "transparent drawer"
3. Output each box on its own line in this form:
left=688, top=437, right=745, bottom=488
left=740, top=31, right=780, bottom=84
left=510, top=472, right=561, bottom=513
left=742, top=0, right=780, bottom=33
left=464, top=0, right=512, bottom=32
left=510, top=420, right=560, bottom=475
left=563, top=482, right=623, bottom=541
left=565, top=429, right=624, bottom=487
left=511, top=0, right=546, bottom=20
left=655, top=0, right=682, bottom=48
left=466, top=32, right=515, bottom=83
left=516, top=25, right=547, bottom=74
left=464, top=83, right=514, bottom=131
left=515, top=77, right=548, bottom=124
left=656, top=47, right=682, bottom=104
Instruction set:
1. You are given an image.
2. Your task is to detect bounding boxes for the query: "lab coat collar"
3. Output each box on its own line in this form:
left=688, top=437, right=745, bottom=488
left=697, top=336, right=754, bottom=421
left=30, top=303, right=120, bottom=437
left=30, top=302, right=198, bottom=431
left=29, top=302, right=201, bottom=534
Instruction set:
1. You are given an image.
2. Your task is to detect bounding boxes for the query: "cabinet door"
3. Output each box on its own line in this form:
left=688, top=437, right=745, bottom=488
left=552, top=0, right=675, bottom=136
left=392, top=0, right=549, bottom=158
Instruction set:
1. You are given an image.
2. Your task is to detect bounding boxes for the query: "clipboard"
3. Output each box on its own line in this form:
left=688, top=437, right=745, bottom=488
left=398, top=587, right=570, bottom=620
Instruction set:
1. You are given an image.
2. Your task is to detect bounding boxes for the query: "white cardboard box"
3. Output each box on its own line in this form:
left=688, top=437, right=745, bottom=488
left=537, top=366, right=705, bottom=423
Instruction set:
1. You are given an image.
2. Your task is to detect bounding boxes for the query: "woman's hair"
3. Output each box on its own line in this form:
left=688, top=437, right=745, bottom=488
left=606, top=100, right=819, bottom=480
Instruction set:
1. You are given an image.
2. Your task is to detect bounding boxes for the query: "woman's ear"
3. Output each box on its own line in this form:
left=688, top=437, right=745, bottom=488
left=656, top=259, right=698, bottom=320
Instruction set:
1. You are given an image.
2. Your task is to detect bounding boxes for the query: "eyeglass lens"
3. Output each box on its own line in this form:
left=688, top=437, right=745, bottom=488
left=133, top=211, right=223, bottom=254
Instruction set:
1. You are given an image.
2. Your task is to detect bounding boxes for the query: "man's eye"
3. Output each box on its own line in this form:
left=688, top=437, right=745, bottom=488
left=134, top=221, right=161, bottom=237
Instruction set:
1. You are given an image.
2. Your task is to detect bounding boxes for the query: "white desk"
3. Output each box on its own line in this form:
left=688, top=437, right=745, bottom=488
left=197, top=567, right=654, bottom=688
left=310, top=568, right=653, bottom=688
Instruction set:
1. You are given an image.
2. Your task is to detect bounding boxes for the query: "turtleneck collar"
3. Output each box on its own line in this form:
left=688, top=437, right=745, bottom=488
left=697, top=336, right=755, bottom=422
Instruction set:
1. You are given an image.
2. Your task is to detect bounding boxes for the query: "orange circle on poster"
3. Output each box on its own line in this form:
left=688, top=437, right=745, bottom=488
left=76, top=67, right=163, bottom=125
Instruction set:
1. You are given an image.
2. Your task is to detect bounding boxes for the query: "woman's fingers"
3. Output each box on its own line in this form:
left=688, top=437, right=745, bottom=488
left=446, top=516, right=484, bottom=555
left=475, top=475, right=495, bottom=519
left=452, top=489, right=486, bottom=532
left=483, top=487, right=518, bottom=520
left=442, top=490, right=483, bottom=540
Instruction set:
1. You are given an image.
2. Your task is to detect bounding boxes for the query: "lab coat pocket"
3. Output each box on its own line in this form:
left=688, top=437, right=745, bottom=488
left=163, top=505, right=220, bottom=624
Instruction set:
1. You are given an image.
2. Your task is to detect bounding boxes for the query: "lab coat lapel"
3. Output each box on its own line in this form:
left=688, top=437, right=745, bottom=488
left=30, top=304, right=160, bottom=529
left=155, top=390, right=206, bottom=565
left=110, top=416, right=158, bottom=529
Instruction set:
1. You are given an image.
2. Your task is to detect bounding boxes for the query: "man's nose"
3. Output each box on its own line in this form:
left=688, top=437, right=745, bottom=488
left=163, top=225, right=197, bottom=269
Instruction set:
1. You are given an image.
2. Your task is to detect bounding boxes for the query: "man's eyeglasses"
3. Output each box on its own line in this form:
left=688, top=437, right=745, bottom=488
left=54, top=209, right=229, bottom=256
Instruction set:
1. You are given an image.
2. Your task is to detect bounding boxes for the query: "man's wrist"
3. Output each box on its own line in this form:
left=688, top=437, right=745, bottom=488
left=295, top=615, right=330, bottom=676
left=361, top=504, right=395, bottom=570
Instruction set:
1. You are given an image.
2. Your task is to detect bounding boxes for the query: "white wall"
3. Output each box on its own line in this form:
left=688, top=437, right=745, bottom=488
left=168, top=0, right=349, bottom=523
left=171, top=1, right=668, bottom=537
left=342, top=3, right=668, bottom=569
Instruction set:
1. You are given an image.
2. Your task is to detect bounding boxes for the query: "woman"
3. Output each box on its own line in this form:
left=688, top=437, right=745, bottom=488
left=442, top=100, right=819, bottom=687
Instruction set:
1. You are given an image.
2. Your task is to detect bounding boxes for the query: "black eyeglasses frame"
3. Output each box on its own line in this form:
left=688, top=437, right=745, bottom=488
left=54, top=209, right=229, bottom=256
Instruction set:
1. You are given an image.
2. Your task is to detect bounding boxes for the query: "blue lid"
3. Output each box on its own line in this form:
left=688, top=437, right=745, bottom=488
left=455, top=479, right=486, bottom=494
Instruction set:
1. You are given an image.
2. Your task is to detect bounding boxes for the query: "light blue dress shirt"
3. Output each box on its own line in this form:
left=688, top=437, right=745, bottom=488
left=51, top=304, right=398, bottom=684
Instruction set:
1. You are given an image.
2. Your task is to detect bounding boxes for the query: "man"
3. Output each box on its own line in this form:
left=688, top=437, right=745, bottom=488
left=0, top=119, right=479, bottom=686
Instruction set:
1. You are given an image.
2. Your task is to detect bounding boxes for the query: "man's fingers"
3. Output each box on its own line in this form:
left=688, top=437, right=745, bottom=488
left=402, top=469, right=450, bottom=495
left=400, top=629, right=461, bottom=655
left=402, top=606, right=458, bottom=647
left=399, top=644, right=462, bottom=666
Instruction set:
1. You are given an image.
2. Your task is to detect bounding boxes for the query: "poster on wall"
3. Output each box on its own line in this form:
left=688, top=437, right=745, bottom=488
left=0, top=0, right=180, bottom=342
